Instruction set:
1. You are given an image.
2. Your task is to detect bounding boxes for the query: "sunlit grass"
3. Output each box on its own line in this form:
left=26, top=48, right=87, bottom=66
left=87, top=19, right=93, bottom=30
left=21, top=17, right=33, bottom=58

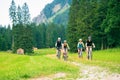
left=0, top=48, right=120, bottom=80
left=0, top=49, right=79, bottom=80
left=68, top=48, right=120, bottom=73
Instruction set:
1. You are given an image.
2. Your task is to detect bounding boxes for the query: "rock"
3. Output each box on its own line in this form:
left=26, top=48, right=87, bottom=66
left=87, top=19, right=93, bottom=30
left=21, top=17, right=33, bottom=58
left=33, top=47, right=38, bottom=50
left=17, top=48, right=24, bottom=55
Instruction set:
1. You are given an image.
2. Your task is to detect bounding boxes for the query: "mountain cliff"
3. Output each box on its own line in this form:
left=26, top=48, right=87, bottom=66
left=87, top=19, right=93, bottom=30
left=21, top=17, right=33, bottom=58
left=32, top=0, right=72, bottom=26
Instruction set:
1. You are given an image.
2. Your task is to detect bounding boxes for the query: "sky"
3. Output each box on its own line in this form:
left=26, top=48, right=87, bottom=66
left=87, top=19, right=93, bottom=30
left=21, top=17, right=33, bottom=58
left=0, top=0, right=53, bottom=26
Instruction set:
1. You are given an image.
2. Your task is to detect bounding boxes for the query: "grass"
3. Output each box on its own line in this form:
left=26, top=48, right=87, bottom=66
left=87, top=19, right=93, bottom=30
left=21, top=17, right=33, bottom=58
left=0, top=48, right=120, bottom=80
left=68, top=48, right=120, bottom=73
left=0, top=49, right=79, bottom=80
left=93, top=48, right=120, bottom=73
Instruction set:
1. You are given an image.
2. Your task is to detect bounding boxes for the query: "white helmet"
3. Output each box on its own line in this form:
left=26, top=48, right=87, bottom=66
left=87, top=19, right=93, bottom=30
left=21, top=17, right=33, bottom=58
left=79, top=39, right=82, bottom=41
left=64, top=40, right=67, bottom=43
left=58, top=37, right=61, bottom=41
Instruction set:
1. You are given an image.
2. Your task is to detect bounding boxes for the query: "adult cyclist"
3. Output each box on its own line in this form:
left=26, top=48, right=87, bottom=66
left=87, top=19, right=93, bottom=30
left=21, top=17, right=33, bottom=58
left=55, top=37, right=62, bottom=59
left=85, top=36, right=95, bottom=60
left=77, top=39, right=85, bottom=58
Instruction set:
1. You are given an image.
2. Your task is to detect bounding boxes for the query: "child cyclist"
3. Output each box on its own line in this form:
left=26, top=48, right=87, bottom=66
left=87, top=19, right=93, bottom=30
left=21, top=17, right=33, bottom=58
left=62, top=40, right=70, bottom=60
left=77, top=39, right=85, bottom=58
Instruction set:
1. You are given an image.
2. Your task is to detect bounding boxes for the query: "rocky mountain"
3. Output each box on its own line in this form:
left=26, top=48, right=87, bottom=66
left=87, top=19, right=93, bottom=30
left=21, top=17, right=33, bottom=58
left=32, top=0, right=72, bottom=26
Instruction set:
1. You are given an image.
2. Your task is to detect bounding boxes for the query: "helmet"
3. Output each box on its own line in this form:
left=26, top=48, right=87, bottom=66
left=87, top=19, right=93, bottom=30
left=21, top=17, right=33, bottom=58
left=58, top=37, right=61, bottom=40
left=64, top=40, right=67, bottom=43
left=88, top=36, right=91, bottom=40
left=79, top=39, right=82, bottom=41
left=58, top=37, right=61, bottom=41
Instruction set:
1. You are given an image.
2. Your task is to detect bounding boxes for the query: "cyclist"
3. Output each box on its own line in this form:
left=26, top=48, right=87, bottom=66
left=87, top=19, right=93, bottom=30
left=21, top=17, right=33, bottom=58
left=85, top=36, right=95, bottom=60
left=62, top=40, right=70, bottom=60
left=77, top=39, right=84, bottom=58
left=55, top=37, right=62, bottom=59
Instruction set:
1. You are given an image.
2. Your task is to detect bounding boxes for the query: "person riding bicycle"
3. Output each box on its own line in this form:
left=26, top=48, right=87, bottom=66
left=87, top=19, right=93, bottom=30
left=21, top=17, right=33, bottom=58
left=55, top=37, right=62, bottom=59
left=77, top=39, right=84, bottom=58
left=62, top=40, right=70, bottom=60
left=85, top=36, right=95, bottom=60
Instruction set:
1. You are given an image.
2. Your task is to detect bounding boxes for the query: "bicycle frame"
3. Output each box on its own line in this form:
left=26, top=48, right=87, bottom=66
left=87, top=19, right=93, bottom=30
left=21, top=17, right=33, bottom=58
left=78, top=48, right=83, bottom=58
left=87, top=46, right=92, bottom=60
left=57, top=48, right=61, bottom=59
left=63, top=48, right=68, bottom=61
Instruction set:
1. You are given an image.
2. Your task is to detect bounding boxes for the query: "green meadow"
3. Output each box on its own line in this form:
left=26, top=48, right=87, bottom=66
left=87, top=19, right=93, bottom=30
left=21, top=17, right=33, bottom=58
left=0, top=48, right=120, bottom=80
left=0, top=49, right=79, bottom=80
left=68, top=48, right=120, bottom=73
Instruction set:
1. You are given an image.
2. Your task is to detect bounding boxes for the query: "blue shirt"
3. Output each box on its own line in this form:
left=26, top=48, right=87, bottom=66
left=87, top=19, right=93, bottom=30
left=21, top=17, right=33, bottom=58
left=77, top=42, right=84, bottom=48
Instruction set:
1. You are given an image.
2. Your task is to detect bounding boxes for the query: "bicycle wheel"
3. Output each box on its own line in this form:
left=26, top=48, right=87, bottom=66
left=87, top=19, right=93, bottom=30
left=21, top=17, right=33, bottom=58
left=88, top=50, right=92, bottom=60
left=90, top=50, right=92, bottom=60
left=63, top=53, right=68, bottom=61
left=88, top=51, right=90, bottom=59
left=57, top=50, right=61, bottom=59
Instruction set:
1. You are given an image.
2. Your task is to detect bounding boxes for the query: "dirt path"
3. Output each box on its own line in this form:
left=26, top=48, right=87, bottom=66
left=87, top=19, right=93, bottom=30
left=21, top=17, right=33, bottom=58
left=71, top=62, right=120, bottom=80
left=30, top=72, right=66, bottom=80
left=30, top=61, right=120, bottom=80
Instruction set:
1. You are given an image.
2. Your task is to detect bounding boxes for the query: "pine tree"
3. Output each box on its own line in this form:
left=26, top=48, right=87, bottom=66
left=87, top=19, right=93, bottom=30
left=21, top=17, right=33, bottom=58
left=92, top=0, right=109, bottom=49
left=67, top=0, right=110, bottom=50
left=77, top=0, right=101, bottom=49
left=6, top=25, right=12, bottom=50
left=102, top=0, right=120, bottom=47
left=9, top=1, right=33, bottom=54
left=67, top=0, right=80, bottom=52
left=21, top=25, right=33, bottom=53
left=13, top=24, right=33, bottom=53
left=22, top=3, right=31, bottom=24
left=17, top=5, right=23, bottom=24
left=9, top=0, right=17, bottom=25
left=38, top=24, right=46, bottom=48
left=0, top=26, right=12, bottom=51
left=46, top=23, right=55, bottom=47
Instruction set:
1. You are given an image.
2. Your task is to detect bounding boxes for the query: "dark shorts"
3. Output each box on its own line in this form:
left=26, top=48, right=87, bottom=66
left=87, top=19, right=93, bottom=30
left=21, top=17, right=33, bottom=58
left=57, top=47, right=62, bottom=50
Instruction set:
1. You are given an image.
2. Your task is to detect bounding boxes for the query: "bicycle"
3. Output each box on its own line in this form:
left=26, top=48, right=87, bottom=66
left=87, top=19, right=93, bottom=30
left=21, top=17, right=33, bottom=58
left=63, top=48, right=68, bottom=61
left=56, top=48, right=61, bottom=59
left=78, top=48, right=83, bottom=58
left=87, top=46, right=92, bottom=60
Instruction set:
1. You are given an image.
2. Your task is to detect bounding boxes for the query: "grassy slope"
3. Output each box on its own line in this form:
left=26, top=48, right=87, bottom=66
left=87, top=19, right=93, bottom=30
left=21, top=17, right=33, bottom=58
left=0, top=48, right=120, bottom=80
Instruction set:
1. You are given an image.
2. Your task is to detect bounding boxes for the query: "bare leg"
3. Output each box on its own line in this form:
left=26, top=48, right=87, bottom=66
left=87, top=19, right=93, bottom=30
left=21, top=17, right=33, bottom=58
left=80, top=48, right=83, bottom=58
left=78, top=49, right=80, bottom=58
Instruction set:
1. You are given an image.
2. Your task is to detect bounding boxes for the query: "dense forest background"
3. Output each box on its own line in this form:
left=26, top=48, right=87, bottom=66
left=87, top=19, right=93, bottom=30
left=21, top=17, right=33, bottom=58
left=0, top=0, right=66, bottom=53
left=67, top=0, right=120, bottom=52
left=0, top=0, right=120, bottom=53
left=0, top=23, right=65, bottom=52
